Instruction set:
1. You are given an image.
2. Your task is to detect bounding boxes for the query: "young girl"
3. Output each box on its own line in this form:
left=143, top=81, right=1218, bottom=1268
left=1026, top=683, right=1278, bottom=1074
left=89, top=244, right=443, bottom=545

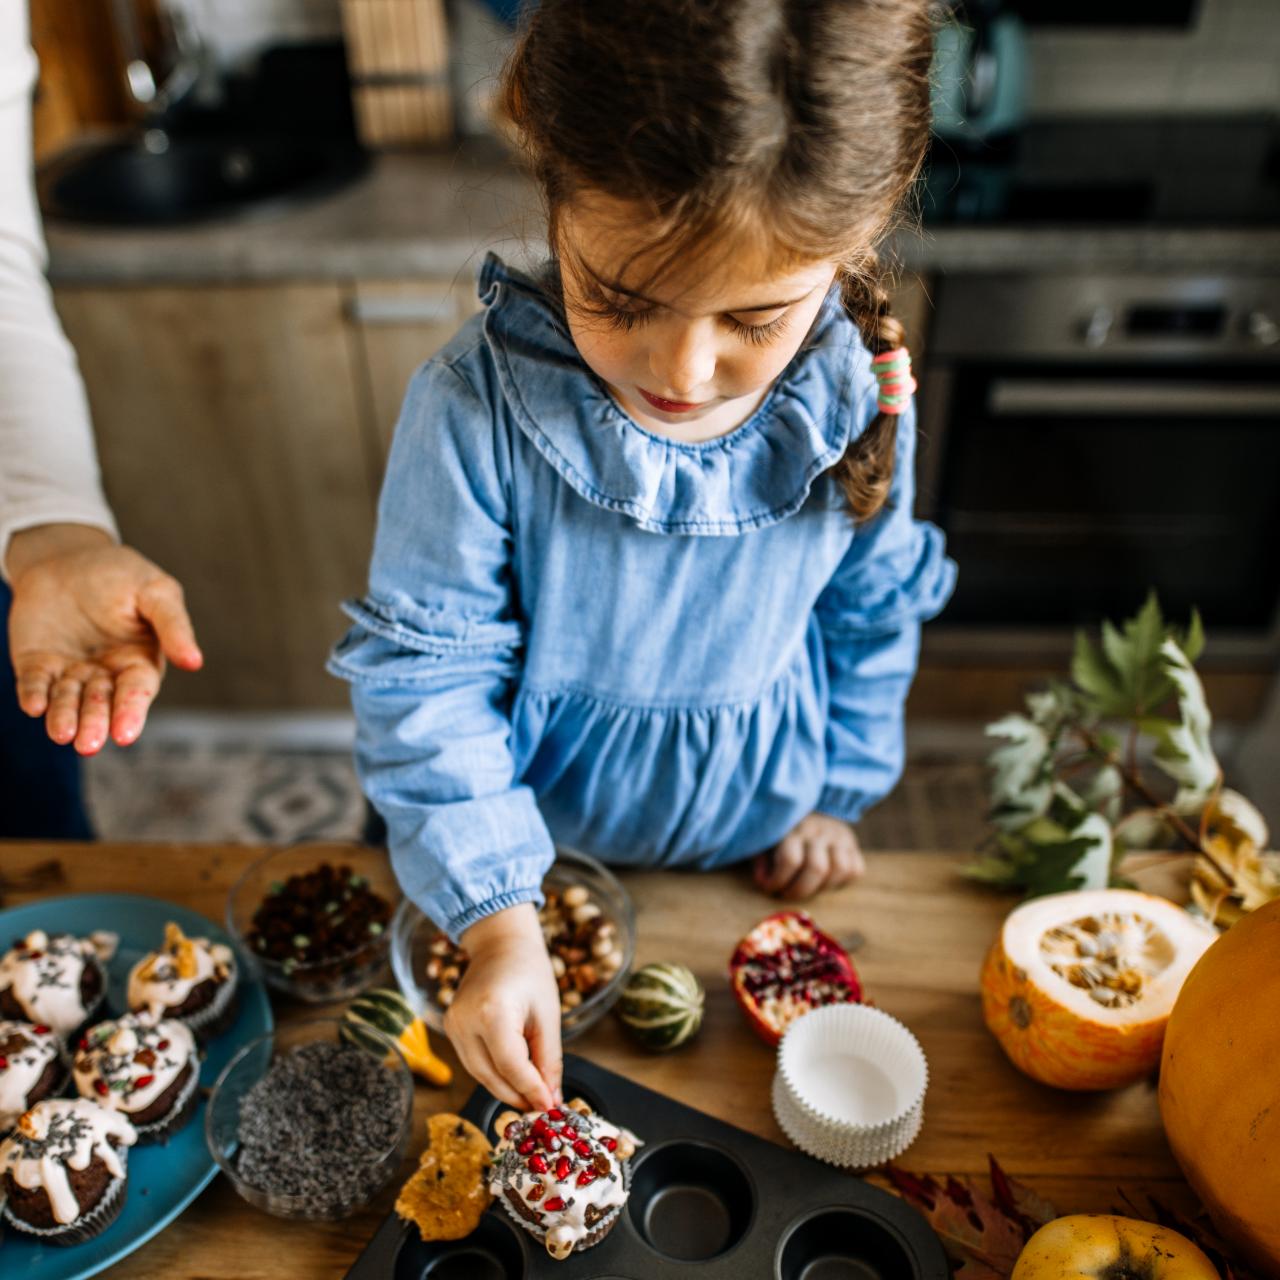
left=331, top=0, right=954, bottom=1110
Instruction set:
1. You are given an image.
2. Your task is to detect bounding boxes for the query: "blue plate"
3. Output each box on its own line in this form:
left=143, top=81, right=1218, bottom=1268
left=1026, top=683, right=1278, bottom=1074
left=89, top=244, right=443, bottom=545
left=0, top=893, right=273, bottom=1280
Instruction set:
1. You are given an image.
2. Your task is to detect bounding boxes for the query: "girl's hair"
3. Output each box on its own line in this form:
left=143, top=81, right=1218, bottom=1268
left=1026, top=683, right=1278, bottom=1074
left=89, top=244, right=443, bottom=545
left=500, top=0, right=934, bottom=521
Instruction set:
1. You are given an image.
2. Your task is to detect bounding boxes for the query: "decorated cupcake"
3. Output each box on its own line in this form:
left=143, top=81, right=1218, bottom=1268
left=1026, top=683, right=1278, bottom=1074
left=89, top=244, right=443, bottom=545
left=74, top=1012, right=199, bottom=1143
left=127, top=922, right=238, bottom=1041
left=0, top=930, right=114, bottom=1038
left=0, top=1098, right=136, bottom=1244
left=0, top=1021, right=67, bottom=1134
left=488, top=1098, right=640, bottom=1260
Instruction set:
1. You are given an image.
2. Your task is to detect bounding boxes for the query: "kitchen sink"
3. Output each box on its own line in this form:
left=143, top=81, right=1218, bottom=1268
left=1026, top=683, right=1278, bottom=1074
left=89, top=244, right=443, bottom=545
left=38, top=131, right=369, bottom=227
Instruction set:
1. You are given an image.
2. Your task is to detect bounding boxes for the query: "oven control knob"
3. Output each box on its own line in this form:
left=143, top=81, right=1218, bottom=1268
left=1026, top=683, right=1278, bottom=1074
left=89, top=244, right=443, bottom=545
left=1246, top=310, right=1279, bottom=347
left=1078, top=305, right=1114, bottom=349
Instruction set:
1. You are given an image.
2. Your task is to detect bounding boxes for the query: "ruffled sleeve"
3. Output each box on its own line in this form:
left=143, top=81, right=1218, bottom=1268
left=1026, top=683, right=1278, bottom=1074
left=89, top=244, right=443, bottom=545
left=327, top=355, right=554, bottom=940
left=813, top=399, right=957, bottom=823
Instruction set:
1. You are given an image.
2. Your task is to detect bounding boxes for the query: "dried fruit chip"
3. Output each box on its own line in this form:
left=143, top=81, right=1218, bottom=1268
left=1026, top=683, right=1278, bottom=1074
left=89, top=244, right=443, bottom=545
left=395, top=1113, right=493, bottom=1241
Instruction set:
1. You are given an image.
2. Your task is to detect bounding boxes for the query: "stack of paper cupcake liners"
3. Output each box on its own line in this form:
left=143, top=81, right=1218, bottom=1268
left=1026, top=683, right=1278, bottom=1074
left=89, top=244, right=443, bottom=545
left=772, top=1004, right=929, bottom=1169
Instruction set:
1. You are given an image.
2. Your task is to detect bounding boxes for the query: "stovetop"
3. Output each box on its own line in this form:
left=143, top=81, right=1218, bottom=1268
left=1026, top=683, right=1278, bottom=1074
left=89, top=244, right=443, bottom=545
left=921, top=115, right=1280, bottom=227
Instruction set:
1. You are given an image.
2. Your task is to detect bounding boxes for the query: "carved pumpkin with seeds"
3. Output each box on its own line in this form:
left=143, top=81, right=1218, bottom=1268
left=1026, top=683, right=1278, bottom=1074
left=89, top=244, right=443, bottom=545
left=1011, top=1214, right=1219, bottom=1280
left=981, top=890, right=1216, bottom=1090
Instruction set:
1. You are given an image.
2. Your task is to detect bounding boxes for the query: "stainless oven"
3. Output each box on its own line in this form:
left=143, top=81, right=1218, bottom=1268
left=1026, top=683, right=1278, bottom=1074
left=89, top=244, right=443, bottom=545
left=917, top=273, right=1280, bottom=662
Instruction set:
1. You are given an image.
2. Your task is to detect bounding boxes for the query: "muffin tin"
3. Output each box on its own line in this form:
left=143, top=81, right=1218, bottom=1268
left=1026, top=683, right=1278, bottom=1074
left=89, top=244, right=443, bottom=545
left=344, top=1054, right=949, bottom=1279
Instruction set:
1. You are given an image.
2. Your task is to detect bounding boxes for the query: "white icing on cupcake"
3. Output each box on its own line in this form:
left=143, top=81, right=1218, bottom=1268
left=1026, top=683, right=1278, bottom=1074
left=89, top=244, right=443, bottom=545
left=127, top=922, right=235, bottom=1022
left=489, top=1104, right=641, bottom=1258
left=0, top=1098, right=136, bottom=1224
left=0, top=1022, right=63, bottom=1132
left=73, top=1011, right=197, bottom=1120
left=0, top=931, right=107, bottom=1036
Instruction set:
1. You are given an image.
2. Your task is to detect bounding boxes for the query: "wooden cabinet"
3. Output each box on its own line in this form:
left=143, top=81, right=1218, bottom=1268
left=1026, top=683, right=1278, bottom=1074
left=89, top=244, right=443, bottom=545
left=350, top=279, right=483, bottom=461
left=56, top=283, right=381, bottom=709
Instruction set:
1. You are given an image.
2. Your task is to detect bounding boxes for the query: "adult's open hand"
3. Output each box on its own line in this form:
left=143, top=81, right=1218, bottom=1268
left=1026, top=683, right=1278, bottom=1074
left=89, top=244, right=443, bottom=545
left=6, top=523, right=203, bottom=755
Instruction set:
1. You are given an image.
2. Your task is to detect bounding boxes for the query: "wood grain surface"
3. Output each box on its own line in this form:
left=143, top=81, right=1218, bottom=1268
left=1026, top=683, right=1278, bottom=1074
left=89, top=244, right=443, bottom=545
left=0, top=841, right=1201, bottom=1278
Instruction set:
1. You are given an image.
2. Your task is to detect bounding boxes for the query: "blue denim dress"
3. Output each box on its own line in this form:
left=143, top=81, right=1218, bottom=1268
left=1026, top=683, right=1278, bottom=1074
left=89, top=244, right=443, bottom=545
left=329, top=254, right=956, bottom=939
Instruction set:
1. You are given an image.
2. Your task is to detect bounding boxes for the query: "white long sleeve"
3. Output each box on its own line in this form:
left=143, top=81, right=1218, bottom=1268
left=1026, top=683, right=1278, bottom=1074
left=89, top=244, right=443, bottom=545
left=0, top=1, right=118, bottom=581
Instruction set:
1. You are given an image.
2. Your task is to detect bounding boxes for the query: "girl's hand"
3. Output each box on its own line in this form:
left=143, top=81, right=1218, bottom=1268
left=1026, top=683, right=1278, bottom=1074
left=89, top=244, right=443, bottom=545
left=447, top=903, right=563, bottom=1111
left=6, top=524, right=203, bottom=755
left=753, top=812, right=865, bottom=900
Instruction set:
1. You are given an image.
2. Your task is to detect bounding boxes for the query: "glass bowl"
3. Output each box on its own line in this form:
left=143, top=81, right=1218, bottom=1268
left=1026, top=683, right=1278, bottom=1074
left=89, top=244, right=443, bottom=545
left=205, top=1016, right=413, bottom=1220
left=390, top=846, right=636, bottom=1042
left=226, top=844, right=401, bottom=1003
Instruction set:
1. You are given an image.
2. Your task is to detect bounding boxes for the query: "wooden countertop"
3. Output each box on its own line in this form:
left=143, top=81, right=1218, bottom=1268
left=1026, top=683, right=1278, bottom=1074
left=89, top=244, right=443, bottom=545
left=0, top=841, right=1198, bottom=1278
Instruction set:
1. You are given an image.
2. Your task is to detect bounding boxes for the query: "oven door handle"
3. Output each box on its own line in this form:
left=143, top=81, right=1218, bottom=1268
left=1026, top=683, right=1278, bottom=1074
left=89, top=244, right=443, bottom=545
left=988, top=380, right=1280, bottom=416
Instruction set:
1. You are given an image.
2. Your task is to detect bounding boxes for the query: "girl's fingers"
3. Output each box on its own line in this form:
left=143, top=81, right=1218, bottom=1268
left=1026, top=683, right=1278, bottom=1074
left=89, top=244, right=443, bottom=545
left=760, top=838, right=804, bottom=893
left=45, top=671, right=88, bottom=745
left=73, top=671, right=115, bottom=756
left=783, top=841, right=830, bottom=901
left=109, top=663, right=163, bottom=747
left=138, top=576, right=203, bottom=671
left=527, top=1009, right=564, bottom=1105
left=460, top=1035, right=517, bottom=1109
left=488, top=1022, right=554, bottom=1111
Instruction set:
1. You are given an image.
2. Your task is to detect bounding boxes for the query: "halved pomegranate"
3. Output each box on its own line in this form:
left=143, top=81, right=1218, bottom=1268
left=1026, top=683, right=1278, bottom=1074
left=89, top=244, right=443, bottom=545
left=729, top=911, right=864, bottom=1046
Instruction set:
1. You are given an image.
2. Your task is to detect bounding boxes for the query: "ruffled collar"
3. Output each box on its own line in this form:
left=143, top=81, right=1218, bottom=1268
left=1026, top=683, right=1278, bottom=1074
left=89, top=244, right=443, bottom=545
left=478, top=252, right=873, bottom=536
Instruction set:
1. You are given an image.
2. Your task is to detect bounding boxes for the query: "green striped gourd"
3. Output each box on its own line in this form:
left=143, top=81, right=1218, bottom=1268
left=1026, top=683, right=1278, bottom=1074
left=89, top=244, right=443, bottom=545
left=616, top=963, right=704, bottom=1051
left=342, top=987, right=451, bottom=1085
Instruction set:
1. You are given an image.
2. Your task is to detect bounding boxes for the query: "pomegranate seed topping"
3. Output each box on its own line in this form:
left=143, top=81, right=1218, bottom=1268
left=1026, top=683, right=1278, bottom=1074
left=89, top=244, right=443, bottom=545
left=546, top=1108, right=564, bottom=1121
left=32, top=1025, right=50, bottom=1035
left=94, top=1079, right=108, bottom=1096
left=559, top=1124, right=577, bottom=1138
left=79, top=1037, right=89, bottom=1051
left=526, top=1182, right=545, bottom=1201
left=555, top=1156, right=572, bottom=1180
left=603, top=1137, right=618, bottom=1151
left=576, top=1168, right=598, bottom=1187
left=0, top=1056, right=8, bottom=1069
left=543, top=1196, right=566, bottom=1212
left=527, top=1154, right=548, bottom=1174
left=135, top=1074, right=155, bottom=1089
left=573, top=1139, right=592, bottom=1158
left=157, top=1039, right=170, bottom=1051
left=518, top=1139, right=536, bottom=1155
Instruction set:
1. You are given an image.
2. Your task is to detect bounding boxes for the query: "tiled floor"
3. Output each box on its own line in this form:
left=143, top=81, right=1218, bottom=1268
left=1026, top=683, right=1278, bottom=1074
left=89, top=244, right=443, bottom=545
left=83, top=730, right=991, bottom=852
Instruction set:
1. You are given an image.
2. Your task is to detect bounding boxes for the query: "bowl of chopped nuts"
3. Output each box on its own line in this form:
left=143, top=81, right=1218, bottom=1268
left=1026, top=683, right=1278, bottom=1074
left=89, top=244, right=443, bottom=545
left=389, top=846, right=636, bottom=1041
left=226, top=846, right=400, bottom=1004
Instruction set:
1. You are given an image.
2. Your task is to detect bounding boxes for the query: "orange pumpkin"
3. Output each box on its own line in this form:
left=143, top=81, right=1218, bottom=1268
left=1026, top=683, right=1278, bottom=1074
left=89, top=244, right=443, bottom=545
left=981, top=890, right=1215, bottom=1090
left=1159, top=897, right=1280, bottom=1274
left=1011, top=1215, right=1218, bottom=1279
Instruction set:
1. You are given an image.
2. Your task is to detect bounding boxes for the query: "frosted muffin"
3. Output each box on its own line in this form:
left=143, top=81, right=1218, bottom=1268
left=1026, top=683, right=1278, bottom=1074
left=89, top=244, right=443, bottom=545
left=489, top=1098, right=640, bottom=1260
left=74, top=1011, right=199, bottom=1143
left=0, top=1098, right=137, bottom=1244
left=0, top=931, right=114, bottom=1038
left=127, top=922, right=238, bottom=1041
left=0, top=1021, right=66, bottom=1134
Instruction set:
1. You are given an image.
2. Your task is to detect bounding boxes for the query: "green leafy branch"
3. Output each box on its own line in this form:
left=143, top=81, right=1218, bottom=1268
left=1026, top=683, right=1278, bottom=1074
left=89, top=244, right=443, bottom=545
left=967, top=593, right=1231, bottom=898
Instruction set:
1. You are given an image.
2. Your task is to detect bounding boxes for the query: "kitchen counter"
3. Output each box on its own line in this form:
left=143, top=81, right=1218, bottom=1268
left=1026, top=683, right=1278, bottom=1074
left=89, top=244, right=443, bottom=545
left=44, top=148, right=1280, bottom=286
left=0, top=840, right=1201, bottom=1279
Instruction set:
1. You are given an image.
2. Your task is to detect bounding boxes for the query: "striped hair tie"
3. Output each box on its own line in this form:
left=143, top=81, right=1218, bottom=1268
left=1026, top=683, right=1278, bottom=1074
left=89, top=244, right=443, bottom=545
left=871, top=347, right=917, bottom=415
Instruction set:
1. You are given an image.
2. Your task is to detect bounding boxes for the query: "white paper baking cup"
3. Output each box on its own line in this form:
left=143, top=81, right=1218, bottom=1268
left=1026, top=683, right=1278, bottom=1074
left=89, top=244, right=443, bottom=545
left=773, top=1004, right=928, bottom=1169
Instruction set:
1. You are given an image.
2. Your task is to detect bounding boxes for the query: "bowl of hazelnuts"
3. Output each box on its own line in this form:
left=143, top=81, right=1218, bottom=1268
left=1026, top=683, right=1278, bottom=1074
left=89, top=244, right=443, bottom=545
left=389, top=847, right=636, bottom=1041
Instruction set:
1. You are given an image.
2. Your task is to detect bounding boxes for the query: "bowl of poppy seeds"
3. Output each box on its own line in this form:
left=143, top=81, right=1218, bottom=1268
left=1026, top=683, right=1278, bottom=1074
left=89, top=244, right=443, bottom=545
left=205, top=1017, right=412, bottom=1220
left=227, top=847, right=399, bottom=1002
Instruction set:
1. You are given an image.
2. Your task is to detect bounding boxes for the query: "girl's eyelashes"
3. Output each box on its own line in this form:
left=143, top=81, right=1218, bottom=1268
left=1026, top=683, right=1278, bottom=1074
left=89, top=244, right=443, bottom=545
left=588, top=296, right=791, bottom=345
left=726, top=313, right=790, bottom=346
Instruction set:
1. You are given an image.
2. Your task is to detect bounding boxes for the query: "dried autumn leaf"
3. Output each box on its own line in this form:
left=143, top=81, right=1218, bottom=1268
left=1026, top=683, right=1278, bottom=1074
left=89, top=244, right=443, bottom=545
left=876, top=1156, right=1058, bottom=1280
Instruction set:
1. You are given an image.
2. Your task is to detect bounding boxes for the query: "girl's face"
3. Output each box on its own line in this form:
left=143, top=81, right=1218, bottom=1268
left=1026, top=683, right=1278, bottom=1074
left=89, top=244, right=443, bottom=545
left=559, top=195, right=838, bottom=443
